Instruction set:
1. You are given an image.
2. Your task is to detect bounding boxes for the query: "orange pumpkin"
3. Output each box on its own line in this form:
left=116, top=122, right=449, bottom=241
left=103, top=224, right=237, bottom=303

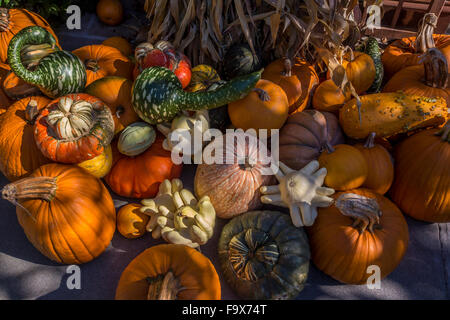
left=96, top=0, right=123, bottom=26
left=354, top=133, right=394, bottom=195
left=318, top=144, right=368, bottom=191
left=85, top=76, right=139, bottom=134
left=0, top=8, right=60, bottom=64
left=312, top=79, right=351, bottom=113
left=390, top=123, right=450, bottom=222
left=106, top=134, right=183, bottom=199
left=342, top=51, right=376, bottom=94
left=263, top=58, right=318, bottom=114
left=0, top=96, right=51, bottom=181
left=72, top=45, right=133, bottom=86
left=34, top=93, right=115, bottom=164
left=117, top=203, right=149, bottom=239
left=228, top=79, right=289, bottom=136
left=1, top=163, right=116, bottom=264
left=0, top=63, right=12, bottom=116
left=3, top=71, right=40, bottom=100
left=102, top=36, right=132, bottom=57
left=115, top=244, right=221, bottom=300
left=307, top=189, right=409, bottom=284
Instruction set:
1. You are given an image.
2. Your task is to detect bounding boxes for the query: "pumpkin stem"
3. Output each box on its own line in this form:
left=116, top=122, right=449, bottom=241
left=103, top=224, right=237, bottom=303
left=436, top=120, right=450, bottom=142
left=323, top=141, right=335, bottom=154
left=420, top=48, right=449, bottom=89
left=252, top=88, right=270, bottom=102
left=85, top=59, right=100, bottom=72
left=115, top=106, right=125, bottom=119
left=25, top=100, right=39, bottom=125
left=364, top=132, right=376, bottom=149
left=146, top=271, right=183, bottom=300
left=415, top=13, right=437, bottom=54
left=2, top=176, right=57, bottom=206
left=0, top=8, right=10, bottom=32
left=335, top=193, right=382, bottom=234
left=282, top=58, right=292, bottom=77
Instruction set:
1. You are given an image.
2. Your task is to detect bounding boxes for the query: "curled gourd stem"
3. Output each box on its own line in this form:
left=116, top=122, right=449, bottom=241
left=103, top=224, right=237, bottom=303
left=146, top=271, right=183, bottom=300
left=364, top=132, right=376, bottom=149
left=335, top=193, right=382, bottom=234
left=415, top=13, right=437, bottom=54
left=253, top=88, right=270, bottom=102
left=25, top=100, right=39, bottom=124
left=115, top=106, right=124, bottom=119
left=420, top=48, right=449, bottom=89
left=282, top=58, right=292, bottom=77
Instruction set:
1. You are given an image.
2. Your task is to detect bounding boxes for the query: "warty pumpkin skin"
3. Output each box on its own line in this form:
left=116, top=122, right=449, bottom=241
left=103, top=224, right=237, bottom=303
left=85, top=76, right=139, bottom=135
left=354, top=133, right=394, bottom=195
left=194, top=131, right=275, bottom=219
left=218, top=210, right=310, bottom=300
left=228, top=79, right=289, bottom=136
left=72, top=45, right=133, bottom=86
left=279, top=110, right=345, bottom=170
left=339, top=92, right=448, bottom=140
left=390, top=123, right=450, bottom=222
left=1, top=163, right=116, bottom=264
left=318, top=144, right=368, bottom=191
left=0, top=8, right=60, bottom=65
left=115, top=244, right=221, bottom=300
left=312, top=79, right=351, bottom=113
left=0, top=96, right=51, bottom=181
left=307, top=189, right=409, bottom=285
left=106, top=134, right=183, bottom=199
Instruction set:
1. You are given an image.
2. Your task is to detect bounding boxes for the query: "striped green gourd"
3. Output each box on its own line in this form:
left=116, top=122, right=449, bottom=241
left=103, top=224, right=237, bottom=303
left=362, top=37, right=384, bottom=93
left=7, top=26, right=86, bottom=98
left=132, top=66, right=261, bottom=124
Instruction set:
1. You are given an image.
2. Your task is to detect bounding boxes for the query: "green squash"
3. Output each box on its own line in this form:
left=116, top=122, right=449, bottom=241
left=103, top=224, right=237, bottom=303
left=7, top=26, right=86, bottom=99
left=218, top=210, right=310, bottom=300
left=118, top=122, right=156, bottom=156
left=361, top=37, right=384, bottom=93
left=222, top=43, right=262, bottom=80
left=132, top=66, right=261, bottom=125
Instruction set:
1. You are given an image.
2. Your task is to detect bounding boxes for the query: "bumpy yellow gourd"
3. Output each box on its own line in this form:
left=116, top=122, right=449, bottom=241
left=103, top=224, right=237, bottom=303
left=77, top=144, right=113, bottom=178
left=140, top=179, right=216, bottom=248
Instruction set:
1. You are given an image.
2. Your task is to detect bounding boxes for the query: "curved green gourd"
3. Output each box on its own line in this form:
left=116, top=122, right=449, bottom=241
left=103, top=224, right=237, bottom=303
left=363, top=37, right=384, bottom=93
left=7, top=26, right=86, bottom=98
left=132, top=66, right=262, bottom=124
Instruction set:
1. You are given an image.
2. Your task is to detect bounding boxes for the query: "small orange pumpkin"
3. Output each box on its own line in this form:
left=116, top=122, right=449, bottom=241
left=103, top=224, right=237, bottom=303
left=342, top=51, right=376, bottom=94
left=312, top=79, right=351, bottom=113
left=117, top=203, right=149, bottom=239
left=102, top=36, right=132, bottom=57
left=96, top=0, right=123, bottom=26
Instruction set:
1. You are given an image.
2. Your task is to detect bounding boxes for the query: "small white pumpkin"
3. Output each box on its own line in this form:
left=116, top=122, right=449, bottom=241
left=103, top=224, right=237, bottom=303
left=118, top=122, right=156, bottom=156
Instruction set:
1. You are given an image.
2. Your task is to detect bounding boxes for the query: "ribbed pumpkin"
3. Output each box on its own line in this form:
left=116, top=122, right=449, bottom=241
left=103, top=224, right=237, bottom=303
left=186, top=64, right=221, bottom=93
left=102, top=36, right=132, bottom=57
left=194, top=131, right=274, bottom=219
left=279, top=110, right=345, bottom=170
left=77, top=144, right=113, bottom=178
left=307, top=189, right=409, bottom=284
left=218, top=210, right=310, bottom=300
left=34, top=93, right=115, bottom=164
left=390, top=123, right=450, bottom=222
left=0, top=8, right=60, bottom=65
left=382, top=13, right=450, bottom=79
left=318, top=144, right=368, bottom=191
left=312, top=79, right=351, bottom=113
left=354, top=133, right=394, bottom=195
left=228, top=79, right=289, bottom=136
left=0, top=96, right=51, bottom=181
left=85, top=76, right=139, bottom=135
left=383, top=48, right=450, bottom=107
left=118, top=122, right=156, bottom=156
left=106, top=134, right=183, bottom=199
left=72, top=45, right=133, bottom=86
left=115, top=244, right=221, bottom=300
left=117, top=203, right=148, bottom=239
left=1, top=163, right=116, bottom=264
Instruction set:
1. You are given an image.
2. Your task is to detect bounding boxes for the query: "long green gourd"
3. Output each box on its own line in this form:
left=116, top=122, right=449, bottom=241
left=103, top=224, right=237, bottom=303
left=7, top=26, right=86, bottom=98
left=132, top=66, right=262, bottom=124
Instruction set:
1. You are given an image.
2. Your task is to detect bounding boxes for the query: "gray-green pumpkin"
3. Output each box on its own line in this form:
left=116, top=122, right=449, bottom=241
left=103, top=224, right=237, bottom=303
left=218, top=210, right=310, bottom=300
left=118, top=122, right=156, bottom=156
left=7, top=26, right=86, bottom=98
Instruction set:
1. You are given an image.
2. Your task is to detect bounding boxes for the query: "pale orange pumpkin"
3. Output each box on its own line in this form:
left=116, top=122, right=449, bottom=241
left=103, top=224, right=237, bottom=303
left=117, top=203, right=149, bottom=239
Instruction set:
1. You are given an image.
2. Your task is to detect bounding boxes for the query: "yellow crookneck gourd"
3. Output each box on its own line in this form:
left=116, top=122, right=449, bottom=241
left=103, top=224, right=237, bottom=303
left=140, top=179, right=216, bottom=248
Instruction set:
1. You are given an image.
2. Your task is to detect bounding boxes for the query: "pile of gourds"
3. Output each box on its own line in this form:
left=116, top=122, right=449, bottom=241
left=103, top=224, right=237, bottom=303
left=0, top=6, right=448, bottom=301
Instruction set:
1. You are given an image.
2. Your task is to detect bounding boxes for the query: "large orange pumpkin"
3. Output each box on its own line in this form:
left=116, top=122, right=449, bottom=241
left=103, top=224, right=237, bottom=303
left=308, top=189, right=409, bottom=284
left=0, top=8, right=60, bottom=65
left=0, top=96, right=51, bottom=181
left=115, top=244, right=221, bottom=300
left=390, top=123, right=450, bottom=222
left=106, top=134, right=183, bottom=199
left=85, top=76, right=139, bottom=135
left=1, top=163, right=116, bottom=264
left=72, top=45, right=133, bottom=86
left=228, top=79, right=289, bottom=136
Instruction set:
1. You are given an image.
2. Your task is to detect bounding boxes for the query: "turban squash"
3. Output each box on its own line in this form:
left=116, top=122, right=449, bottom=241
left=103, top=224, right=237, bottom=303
left=390, top=123, right=450, bottom=222
left=1, top=163, right=116, bottom=264
left=307, top=189, right=409, bottom=284
left=115, top=244, right=221, bottom=300
left=0, top=96, right=51, bottom=181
